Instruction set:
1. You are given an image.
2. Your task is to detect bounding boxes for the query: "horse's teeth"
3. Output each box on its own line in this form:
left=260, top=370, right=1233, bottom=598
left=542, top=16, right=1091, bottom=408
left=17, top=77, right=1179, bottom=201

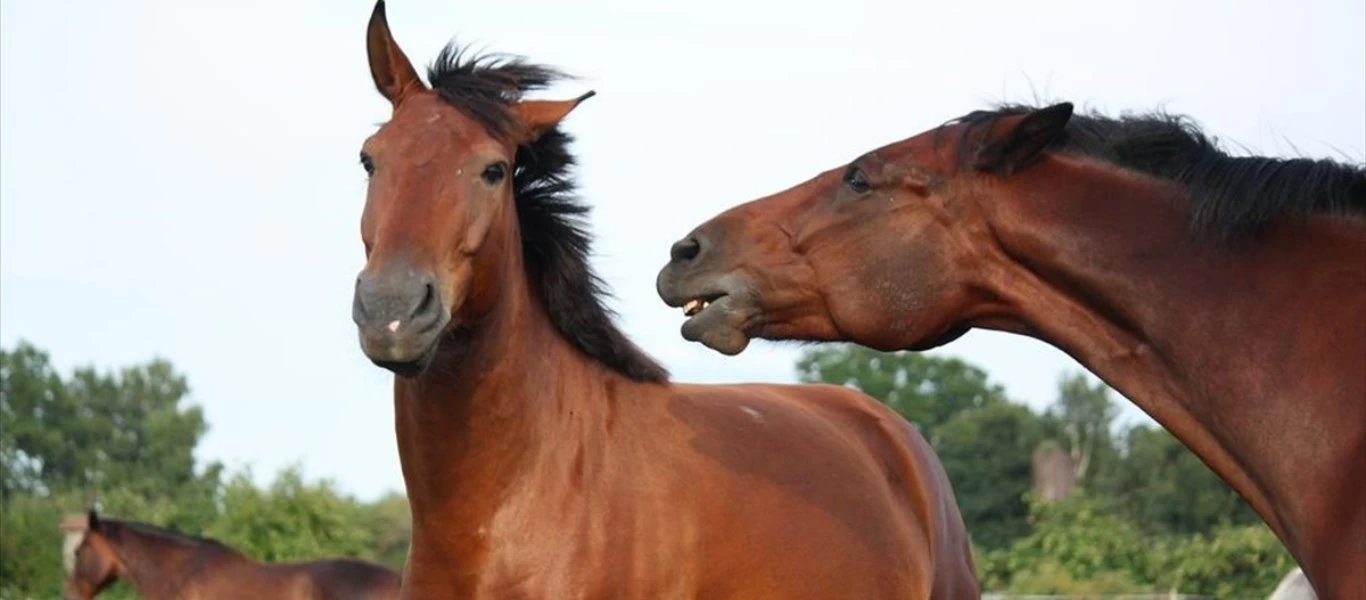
left=683, top=299, right=702, bottom=316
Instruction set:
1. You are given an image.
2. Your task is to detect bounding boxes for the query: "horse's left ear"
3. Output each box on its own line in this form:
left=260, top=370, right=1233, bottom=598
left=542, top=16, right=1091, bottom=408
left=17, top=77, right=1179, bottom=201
left=511, top=91, right=596, bottom=143
left=366, top=0, right=427, bottom=107
left=974, top=102, right=1073, bottom=174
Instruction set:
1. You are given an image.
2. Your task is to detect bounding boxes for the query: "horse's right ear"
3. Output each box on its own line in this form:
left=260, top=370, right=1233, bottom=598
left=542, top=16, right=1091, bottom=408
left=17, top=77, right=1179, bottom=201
left=366, top=0, right=427, bottom=107
left=973, top=102, right=1073, bottom=175
left=87, top=509, right=101, bottom=531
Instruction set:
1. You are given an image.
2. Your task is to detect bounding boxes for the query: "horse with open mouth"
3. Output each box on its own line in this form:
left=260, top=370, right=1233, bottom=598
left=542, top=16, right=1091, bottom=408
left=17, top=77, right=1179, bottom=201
left=349, top=2, right=979, bottom=598
left=655, top=102, right=1366, bottom=598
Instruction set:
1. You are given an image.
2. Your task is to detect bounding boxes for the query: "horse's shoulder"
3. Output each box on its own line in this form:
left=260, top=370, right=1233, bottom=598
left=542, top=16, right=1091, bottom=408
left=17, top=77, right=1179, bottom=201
left=663, top=381, right=909, bottom=444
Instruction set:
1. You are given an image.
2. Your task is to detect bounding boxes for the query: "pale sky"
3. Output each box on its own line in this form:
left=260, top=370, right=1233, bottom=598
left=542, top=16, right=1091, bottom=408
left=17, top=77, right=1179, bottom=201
left=3, top=0, right=1362, bottom=500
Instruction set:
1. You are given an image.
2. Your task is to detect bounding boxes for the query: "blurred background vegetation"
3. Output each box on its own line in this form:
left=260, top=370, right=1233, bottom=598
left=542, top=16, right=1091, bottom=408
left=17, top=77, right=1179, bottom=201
left=2, top=340, right=1293, bottom=598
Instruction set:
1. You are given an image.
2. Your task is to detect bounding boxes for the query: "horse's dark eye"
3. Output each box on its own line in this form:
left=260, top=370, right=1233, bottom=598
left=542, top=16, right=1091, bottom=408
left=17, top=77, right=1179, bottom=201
left=481, top=163, right=508, bottom=186
left=843, top=166, right=871, bottom=194
left=359, top=152, right=375, bottom=176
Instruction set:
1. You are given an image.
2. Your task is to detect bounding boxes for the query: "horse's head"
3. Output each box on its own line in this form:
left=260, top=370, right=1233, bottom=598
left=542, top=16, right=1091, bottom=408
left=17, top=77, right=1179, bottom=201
left=656, top=103, right=1075, bottom=355
left=63, top=511, right=123, bottom=600
left=352, top=1, right=591, bottom=377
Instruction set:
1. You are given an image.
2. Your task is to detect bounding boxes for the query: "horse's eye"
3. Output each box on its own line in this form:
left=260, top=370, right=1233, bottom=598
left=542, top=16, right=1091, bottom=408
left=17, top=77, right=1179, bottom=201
left=359, top=152, right=375, bottom=176
left=481, top=163, right=508, bottom=186
left=843, top=166, right=871, bottom=194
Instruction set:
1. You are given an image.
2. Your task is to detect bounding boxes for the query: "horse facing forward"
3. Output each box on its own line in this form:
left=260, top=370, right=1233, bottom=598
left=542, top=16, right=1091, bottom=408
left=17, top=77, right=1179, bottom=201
left=64, top=510, right=400, bottom=600
left=347, top=2, right=978, bottom=598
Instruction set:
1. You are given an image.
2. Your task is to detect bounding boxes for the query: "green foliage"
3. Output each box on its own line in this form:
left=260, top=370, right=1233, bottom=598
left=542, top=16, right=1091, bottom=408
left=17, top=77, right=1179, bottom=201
left=2, top=339, right=1297, bottom=598
left=0, top=491, right=69, bottom=598
left=207, top=466, right=373, bottom=563
left=363, top=491, right=413, bottom=570
left=0, top=465, right=408, bottom=598
left=795, top=345, right=1296, bottom=596
left=1, top=341, right=221, bottom=502
left=1002, top=560, right=1141, bottom=595
left=0, top=341, right=409, bottom=598
left=990, top=495, right=1155, bottom=585
left=1160, top=524, right=1295, bottom=598
left=978, top=494, right=1293, bottom=597
left=934, top=402, right=1048, bottom=550
left=1093, top=424, right=1260, bottom=536
left=0, top=488, right=145, bottom=600
left=796, top=346, right=1007, bottom=433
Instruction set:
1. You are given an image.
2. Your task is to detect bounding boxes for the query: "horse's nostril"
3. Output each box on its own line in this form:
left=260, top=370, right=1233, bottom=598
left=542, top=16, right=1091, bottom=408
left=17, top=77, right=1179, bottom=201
left=415, top=281, right=436, bottom=318
left=670, top=237, right=702, bottom=262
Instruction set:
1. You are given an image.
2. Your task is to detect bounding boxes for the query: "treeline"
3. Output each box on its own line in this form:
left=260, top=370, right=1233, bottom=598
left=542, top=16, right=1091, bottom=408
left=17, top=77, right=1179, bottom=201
left=2, top=341, right=1294, bottom=598
left=0, top=342, right=409, bottom=599
left=797, top=345, right=1293, bottom=597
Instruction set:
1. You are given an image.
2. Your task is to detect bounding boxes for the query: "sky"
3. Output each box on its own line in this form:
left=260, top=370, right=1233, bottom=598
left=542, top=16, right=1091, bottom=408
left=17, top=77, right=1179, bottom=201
left=2, top=0, right=1362, bottom=501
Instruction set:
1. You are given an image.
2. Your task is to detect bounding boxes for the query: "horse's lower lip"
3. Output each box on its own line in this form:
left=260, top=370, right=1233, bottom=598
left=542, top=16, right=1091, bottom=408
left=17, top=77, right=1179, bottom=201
left=679, top=294, right=755, bottom=355
left=371, top=342, right=437, bottom=378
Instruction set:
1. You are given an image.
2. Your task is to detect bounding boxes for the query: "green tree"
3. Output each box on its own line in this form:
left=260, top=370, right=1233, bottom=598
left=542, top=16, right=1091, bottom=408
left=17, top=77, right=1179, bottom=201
left=1161, top=524, right=1294, bottom=598
left=362, top=491, right=411, bottom=570
left=207, top=466, right=372, bottom=563
left=1, top=342, right=72, bottom=497
left=997, top=494, right=1154, bottom=586
left=1096, top=424, right=1259, bottom=536
left=976, top=493, right=1292, bottom=597
left=796, top=345, right=1007, bottom=433
left=934, top=402, right=1048, bottom=550
left=0, top=341, right=221, bottom=507
left=0, top=491, right=70, bottom=598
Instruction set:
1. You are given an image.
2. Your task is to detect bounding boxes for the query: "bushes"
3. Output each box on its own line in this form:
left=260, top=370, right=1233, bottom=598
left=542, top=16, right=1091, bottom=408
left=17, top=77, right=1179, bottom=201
left=975, top=494, right=1295, bottom=597
left=0, top=492, right=71, bottom=599
left=0, top=341, right=413, bottom=597
left=206, top=467, right=374, bottom=563
left=1162, top=524, right=1295, bottom=598
left=0, top=467, right=410, bottom=598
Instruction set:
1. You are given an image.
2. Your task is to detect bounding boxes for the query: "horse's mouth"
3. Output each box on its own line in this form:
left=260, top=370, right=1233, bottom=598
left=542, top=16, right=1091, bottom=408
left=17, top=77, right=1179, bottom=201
left=678, top=293, right=757, bottom=356
left=680, top=293, right=727, bottom=318
left=370, top=339, right=439, bottom=378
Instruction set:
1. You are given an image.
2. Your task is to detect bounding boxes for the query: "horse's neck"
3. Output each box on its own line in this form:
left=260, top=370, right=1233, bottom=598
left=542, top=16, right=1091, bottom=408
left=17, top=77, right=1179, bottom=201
left=104, top=523, right=219, bottom=599
left=394, top=265, right=626, bottom=590
left=977, top=161, right=1364, bottom=556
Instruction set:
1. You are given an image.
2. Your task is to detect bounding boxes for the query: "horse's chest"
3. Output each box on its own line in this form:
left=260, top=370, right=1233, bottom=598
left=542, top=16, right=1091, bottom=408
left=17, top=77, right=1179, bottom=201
left=470, top=498, right=693, bottom=599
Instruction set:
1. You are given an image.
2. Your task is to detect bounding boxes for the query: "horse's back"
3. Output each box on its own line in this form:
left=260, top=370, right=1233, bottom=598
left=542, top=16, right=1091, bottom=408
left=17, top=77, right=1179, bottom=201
left=668, top=381, right=979, bottom=598
left=297, top=559, right=401, bottom=600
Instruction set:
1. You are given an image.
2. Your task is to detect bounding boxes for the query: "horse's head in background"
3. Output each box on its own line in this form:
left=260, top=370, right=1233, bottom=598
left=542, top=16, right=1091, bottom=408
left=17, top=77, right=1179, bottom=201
left=63, top=510, right=122, bottom=600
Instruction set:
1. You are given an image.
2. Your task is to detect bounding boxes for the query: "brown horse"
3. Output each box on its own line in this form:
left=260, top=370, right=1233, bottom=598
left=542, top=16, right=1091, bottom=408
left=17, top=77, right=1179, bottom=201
left=63, top=510, right=400, bottom=600
left=349, top=2, right=977, bottom=598
left=656, top=102, right=1366, bottom=598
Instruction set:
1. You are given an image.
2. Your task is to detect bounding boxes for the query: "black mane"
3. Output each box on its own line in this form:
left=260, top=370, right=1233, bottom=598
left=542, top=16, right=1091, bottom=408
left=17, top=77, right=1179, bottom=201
left=426, top=43, right=668, bottom=383
left=101, top=518, right=233, bottom=552
left=955, top=104, right=1366, bottom=240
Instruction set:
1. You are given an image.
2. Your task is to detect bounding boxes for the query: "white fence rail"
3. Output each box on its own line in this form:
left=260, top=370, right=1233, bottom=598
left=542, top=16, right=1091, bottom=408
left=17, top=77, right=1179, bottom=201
left=983, top=595, right=1210, bottom=600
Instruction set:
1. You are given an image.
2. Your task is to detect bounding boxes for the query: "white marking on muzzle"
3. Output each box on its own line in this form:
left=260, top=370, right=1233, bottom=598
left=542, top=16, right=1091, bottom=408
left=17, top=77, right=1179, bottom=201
left=387, top=320, right=402, bottom=332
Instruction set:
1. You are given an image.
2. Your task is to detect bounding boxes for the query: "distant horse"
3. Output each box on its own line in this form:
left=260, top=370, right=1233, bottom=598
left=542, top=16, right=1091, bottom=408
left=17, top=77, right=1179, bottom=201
left=64, top=510, right=400, bottom=600
left=347, top=2, right=978, bottom=598
left=656, top=102, right=1365, bottom=597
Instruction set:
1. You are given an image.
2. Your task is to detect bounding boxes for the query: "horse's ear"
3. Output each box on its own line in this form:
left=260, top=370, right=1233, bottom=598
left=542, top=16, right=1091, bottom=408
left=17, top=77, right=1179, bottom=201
left=366, top=0, right=426, bottom=107
left=974, top=102, right=1073, bottom=174
left=87, top=509, right=101, bottom=531
left=510, top=91, right=596, bottom=143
